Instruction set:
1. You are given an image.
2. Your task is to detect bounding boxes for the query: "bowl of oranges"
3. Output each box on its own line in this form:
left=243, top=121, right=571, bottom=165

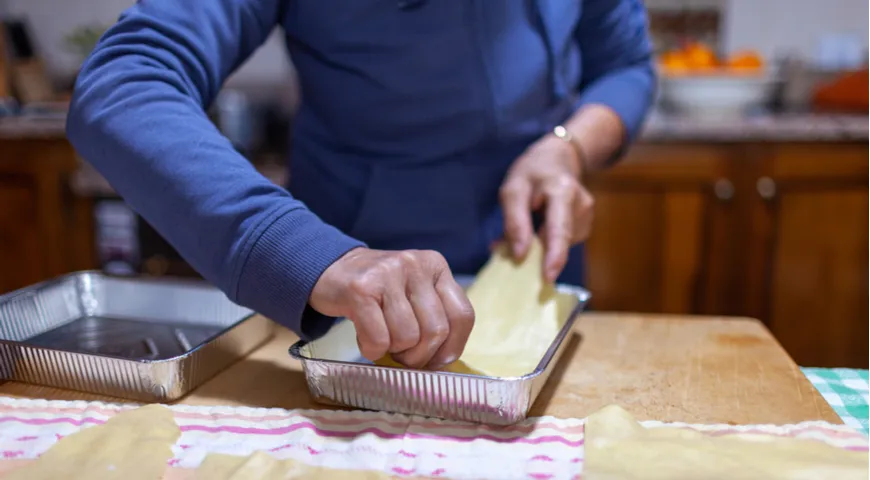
left=657, top=43, right=775, bottom=118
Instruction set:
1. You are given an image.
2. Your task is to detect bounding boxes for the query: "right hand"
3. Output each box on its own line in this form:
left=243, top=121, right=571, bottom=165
left=309, top=247, right=475, bottom=370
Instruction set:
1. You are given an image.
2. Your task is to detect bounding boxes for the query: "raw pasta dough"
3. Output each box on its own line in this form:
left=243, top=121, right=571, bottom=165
left=6, top=404, right=180, bottom=480
left=584, top=404, right=868, bottom=480
left=377, top=237, right=574, bottom=378
left=458, top=238, right=574, bottom=377
left=196, top=451, right=408, bottom=479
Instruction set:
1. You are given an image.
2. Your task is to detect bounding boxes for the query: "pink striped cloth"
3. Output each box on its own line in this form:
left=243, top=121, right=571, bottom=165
left=0, top=397, right=866, bottom=479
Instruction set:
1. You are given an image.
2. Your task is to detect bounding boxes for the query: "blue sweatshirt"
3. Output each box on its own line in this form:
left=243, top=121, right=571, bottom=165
left=67, top=0, right=655, bottom=339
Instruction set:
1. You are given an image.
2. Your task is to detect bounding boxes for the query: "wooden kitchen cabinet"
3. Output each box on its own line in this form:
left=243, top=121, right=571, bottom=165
left=0, top=178, right=42, bottom=293
left=585, top=144, right=734, bottom=314
left=749, top=144, right=868, bottom=368
left=586, top=141, right=869, bottom=368
left=0, top=138, right=96, bottom=294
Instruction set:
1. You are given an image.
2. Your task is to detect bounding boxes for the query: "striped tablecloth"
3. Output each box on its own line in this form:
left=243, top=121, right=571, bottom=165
left=0, top=393, right=866, bottom=480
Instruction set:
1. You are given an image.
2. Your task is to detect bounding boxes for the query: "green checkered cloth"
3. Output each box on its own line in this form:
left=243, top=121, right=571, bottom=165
left=803, top=368, right=869, bottom=435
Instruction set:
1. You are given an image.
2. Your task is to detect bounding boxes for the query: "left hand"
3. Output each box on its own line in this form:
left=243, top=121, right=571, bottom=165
left=499, top=133, right=595, bottom=283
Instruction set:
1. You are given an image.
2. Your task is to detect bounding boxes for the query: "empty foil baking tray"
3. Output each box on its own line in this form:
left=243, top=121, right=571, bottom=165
left=290, top=276, right=590, bottom=425
left=0, top=271, right=274, bottom=402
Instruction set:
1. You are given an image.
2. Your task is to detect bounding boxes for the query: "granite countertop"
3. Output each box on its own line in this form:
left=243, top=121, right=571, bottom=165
left=0, top=115, right=67, bottom=139
left=2, top=111, right=867, bottom=142
left=641, top=112, right=869, bottom=142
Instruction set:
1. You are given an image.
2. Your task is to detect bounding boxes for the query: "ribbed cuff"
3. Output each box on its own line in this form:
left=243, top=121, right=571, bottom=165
left=235, top=207, right=365, bottom=340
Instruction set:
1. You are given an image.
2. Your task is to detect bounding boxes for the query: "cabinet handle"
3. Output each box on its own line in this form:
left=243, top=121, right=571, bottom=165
left=713, top=178, right=734, bottom=201
left=143, top=255, right=170, bottom=277
left=756, top=177, right=777, bottom=200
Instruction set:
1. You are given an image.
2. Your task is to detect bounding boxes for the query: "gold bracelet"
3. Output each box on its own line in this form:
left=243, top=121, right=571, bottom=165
left=552, top=125, right=588, bottom=176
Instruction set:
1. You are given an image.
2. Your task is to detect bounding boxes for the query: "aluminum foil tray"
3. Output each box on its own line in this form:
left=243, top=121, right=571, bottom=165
left=0, top=271, right=273, bottom=402
left=290, top=276, right=590, bottom=425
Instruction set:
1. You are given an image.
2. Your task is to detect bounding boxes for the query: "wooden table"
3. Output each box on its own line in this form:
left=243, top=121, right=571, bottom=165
left=0, top=313, right=840, bottom=425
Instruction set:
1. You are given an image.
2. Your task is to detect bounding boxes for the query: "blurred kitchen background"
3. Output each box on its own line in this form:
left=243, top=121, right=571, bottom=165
left=0, top=0, right=867, bottom=368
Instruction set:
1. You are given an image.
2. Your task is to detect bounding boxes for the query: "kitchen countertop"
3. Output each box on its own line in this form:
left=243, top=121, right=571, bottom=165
left=0, top=115, right=67, bottom=139
left=641, top=112, right=869, bottom=142
left=1, top=111, right=867, bottom=143
left=0, top=313, right=841, bottom=425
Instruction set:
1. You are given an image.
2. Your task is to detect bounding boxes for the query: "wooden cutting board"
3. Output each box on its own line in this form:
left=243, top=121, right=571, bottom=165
left=0, top=313, right=840, bottom=425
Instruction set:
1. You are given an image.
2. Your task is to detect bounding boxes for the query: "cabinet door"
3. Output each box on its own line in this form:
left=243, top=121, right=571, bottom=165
left=0, top=177, right=43, bottom=293
left=752, top=144, right=868, bottom=368
left=0, top=139, right=97, bottom=294
left=585, top=145, right=731, bottom=314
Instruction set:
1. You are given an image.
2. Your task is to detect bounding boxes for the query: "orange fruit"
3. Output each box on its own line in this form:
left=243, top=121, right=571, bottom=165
left=658, top=51, right=692, bottom=75
left=685, top=44, right=718, bottom=69
left=727, top=50, right=764, bottom=71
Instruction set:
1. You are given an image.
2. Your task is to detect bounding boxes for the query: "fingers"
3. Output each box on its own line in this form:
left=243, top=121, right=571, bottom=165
left=391, top=276, right=448, bottom=368
left=574, top=186, right=595, bottom=243
left=429, top=269, right=475, bottom=369
left=500, top=178, right=535, bottom=260
left=338, top=249, right=473, bottom=370
left=541, top=180, right=595, bottom=283
left=389, top=250, right=460, bottom=369
left=350, top=298, right=391, bottom=361
left=392, top=251, right=474, bottom=370
left=382, top=287, right=420, bottom=354
left=542, top=180, right=576, bottom=283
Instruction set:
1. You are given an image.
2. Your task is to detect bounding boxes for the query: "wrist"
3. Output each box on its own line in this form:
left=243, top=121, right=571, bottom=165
left=548, top=125, right=588, bottom=179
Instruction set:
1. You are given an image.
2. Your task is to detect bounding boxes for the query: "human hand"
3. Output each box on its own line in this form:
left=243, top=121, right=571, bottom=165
left=500, top=134, right=595, bottom=282
left=308, top=247, right=475, bottom=369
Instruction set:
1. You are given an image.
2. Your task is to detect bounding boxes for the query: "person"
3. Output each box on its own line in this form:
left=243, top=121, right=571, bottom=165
left=66, top=0, right=656, bottom=371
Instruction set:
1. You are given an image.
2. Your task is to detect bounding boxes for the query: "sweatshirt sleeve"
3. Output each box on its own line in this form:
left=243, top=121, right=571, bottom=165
left=575, top=0, right=657, bottom=147
left=66, top=0, right=364, bottom=339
